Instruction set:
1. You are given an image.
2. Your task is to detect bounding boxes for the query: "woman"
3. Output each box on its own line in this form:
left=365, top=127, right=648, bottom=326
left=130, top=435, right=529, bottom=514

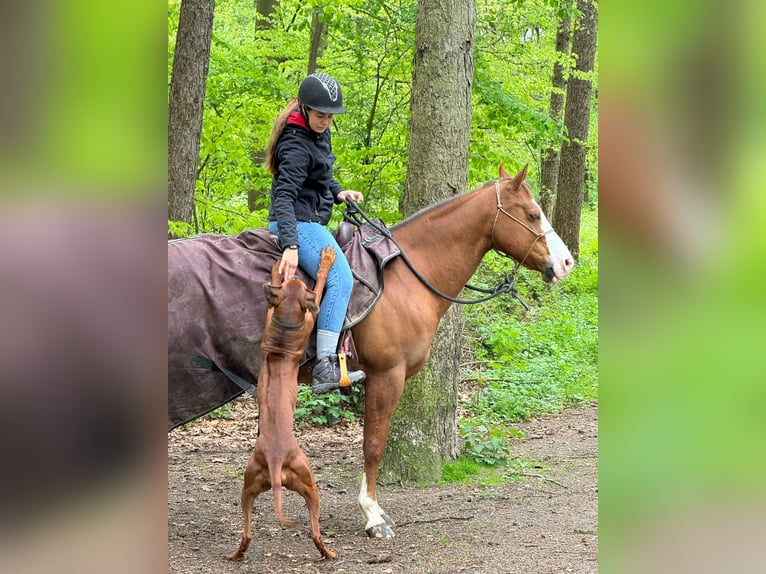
left=265, top=72, right=365, bottom=394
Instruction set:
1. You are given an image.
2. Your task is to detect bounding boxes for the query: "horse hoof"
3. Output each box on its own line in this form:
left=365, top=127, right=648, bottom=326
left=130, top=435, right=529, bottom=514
left=366, top=522, right=395, bottom=539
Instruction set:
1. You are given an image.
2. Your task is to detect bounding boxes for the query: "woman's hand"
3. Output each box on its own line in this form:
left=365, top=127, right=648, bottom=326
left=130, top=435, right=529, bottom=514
left=278, top=247, right=299, bottom=281
left=337, top=189, right=364, bottom=203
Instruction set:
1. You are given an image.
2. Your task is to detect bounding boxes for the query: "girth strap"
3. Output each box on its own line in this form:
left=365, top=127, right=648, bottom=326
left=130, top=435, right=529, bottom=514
left=192, top=354, right=257, bottom=397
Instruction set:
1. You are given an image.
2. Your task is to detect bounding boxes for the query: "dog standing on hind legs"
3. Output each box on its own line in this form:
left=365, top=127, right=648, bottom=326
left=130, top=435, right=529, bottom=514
left=227, top=247, right=337, bottom=560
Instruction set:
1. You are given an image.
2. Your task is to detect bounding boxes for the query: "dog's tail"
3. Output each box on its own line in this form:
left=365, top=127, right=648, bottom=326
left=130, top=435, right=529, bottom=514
left=269, top=460, right=297, bottom=527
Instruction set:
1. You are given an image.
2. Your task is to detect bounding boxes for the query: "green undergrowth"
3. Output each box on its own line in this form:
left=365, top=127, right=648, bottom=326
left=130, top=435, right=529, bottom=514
left=294, top=384, right=366, bottom=428
left=452, top=209, right=598, bottom=479
left=441, top=454, right=539, bottom=487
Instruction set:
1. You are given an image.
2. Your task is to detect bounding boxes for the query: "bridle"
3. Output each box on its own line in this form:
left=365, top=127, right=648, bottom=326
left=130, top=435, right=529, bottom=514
left=490, top=179, right=550, bottom=274
left=342, top=181, right=551, bottom=310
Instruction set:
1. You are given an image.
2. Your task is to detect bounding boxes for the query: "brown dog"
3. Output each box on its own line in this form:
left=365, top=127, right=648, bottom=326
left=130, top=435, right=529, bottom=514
left=227, top=247, right=337, bottom=560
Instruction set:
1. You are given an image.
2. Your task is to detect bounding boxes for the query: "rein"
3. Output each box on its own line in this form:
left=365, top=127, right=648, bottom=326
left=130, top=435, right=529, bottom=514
left=344, top=183, right=542, bottom=310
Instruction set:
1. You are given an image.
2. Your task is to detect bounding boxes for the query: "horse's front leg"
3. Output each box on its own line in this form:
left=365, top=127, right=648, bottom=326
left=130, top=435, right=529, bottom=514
left=359, top=472, right=395, bottom=538
left=358, top=368, right=406, bottom=539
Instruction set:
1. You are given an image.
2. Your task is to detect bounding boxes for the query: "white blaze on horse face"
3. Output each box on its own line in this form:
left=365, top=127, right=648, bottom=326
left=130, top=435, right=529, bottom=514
left=538, top=203, right=574, bottom=283
left=358, top=474, right=389, bottom=533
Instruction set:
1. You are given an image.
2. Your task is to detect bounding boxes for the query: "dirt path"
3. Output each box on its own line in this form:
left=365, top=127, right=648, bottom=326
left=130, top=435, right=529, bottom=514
left=168, top=401, right=597, bottom=573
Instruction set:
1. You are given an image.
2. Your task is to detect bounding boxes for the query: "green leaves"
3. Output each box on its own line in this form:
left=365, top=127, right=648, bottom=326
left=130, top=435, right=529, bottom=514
left=460, top=420, right=522, bottom=466
left=168, top=0, right=598, bottom=236
left=462, top=209, right=598, bottom=423
left=294, top=384, right=365, bottom=428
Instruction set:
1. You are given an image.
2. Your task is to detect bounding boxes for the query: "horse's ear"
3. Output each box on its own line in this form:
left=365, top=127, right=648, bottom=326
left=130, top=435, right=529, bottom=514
left=499, top=162, right=509, bottom=179
left=510, top=164, right=529, bottom=190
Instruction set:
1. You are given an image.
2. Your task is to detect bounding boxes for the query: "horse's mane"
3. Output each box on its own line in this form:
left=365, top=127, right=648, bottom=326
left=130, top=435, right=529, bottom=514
left=391, top=181, right=491, bottom=231
left=391, top=177, right=534, bottom=231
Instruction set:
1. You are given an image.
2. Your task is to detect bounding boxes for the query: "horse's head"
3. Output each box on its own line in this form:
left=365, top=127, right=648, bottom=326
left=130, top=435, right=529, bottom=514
left=492, top=163, right=574, bottom=283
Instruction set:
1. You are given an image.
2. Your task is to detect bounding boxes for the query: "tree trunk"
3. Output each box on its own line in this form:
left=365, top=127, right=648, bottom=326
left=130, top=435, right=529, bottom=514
left=255, top=0, right=277, bottom=33
left=307, top=7, right=326, bottom=76
left=380, top=0, right=476, bottom=484
left=539, top=2, right=572, bottom=219
left=551, top=0, right=597, bottom=261
left=248, top=0, right=280, bottom=211
left=168, top=0, right=216, bottom=225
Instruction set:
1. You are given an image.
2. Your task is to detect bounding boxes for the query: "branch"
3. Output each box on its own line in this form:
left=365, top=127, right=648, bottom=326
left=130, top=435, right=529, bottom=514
left=396, top=515, right=474, bottom=527
left=518, top=472, right=567, bottom=488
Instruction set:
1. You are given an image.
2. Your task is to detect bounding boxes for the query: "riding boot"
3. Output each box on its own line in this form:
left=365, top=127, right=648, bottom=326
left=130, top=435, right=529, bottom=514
left=312, top=330, right=366, bottom=394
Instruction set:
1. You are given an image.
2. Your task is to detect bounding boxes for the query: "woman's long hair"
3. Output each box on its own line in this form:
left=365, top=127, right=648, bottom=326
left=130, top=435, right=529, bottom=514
left=264, top=100, right=300, bottom=175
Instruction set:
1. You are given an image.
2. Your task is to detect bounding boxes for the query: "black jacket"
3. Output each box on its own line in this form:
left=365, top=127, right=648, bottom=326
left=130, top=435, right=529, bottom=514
left=267, top=114, right=343, bottom=249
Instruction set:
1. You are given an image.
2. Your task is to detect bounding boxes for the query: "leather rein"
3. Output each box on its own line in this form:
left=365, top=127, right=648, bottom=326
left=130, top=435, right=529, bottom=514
left=344, top=180, right=549, bottom=309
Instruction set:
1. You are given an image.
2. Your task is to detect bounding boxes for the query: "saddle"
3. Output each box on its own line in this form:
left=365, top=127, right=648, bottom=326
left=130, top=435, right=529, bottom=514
left=167, top=217, right=400, bottom=429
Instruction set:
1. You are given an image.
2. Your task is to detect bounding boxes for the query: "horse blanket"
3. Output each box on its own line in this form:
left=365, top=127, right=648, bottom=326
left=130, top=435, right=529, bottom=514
left=168, top=221, right=400, bottom=430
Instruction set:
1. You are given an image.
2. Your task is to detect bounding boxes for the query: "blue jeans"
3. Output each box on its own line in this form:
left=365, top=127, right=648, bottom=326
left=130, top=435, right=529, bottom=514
left=268, top=221, right=352, bottom=332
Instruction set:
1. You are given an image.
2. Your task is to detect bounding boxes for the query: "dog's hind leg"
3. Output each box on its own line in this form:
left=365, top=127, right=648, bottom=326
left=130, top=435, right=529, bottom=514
left=286, top=449, right=337, bottom=559
left=226, top=455, right=270, bottom=560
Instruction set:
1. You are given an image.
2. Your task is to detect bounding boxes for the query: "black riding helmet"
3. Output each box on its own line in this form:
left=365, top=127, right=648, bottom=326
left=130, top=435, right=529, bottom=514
left=297, top=73, right=346, bottom=114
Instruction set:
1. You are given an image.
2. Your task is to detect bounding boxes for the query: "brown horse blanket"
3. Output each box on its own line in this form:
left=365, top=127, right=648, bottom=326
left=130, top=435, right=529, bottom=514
left=168, top=222, right=400, bottom=430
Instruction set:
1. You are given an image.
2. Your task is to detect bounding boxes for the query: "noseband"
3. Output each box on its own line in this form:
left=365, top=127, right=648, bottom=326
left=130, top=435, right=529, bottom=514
left=490, top=180, right=550, bottom=271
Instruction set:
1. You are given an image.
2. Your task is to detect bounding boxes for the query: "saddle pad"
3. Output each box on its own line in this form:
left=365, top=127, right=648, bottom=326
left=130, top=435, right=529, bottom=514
left=168, top=229, right=311, bottom=429
left=341, top=221, right=401, bottom=329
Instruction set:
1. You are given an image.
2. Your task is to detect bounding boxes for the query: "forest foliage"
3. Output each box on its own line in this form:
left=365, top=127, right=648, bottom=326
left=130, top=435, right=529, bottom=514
left=168, top=0, right=598, bottom=453
left=168, top=0, right=597, bottom=235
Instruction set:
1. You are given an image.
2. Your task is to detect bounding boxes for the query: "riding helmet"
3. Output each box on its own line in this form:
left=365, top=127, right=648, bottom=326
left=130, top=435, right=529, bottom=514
left=297, top=73, right=346, bottom=114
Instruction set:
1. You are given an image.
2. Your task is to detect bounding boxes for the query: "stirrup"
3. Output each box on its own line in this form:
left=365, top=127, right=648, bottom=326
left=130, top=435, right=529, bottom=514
left=311, top=354, right=365, bottom=394
left=338, top=353, right=352, bottom=388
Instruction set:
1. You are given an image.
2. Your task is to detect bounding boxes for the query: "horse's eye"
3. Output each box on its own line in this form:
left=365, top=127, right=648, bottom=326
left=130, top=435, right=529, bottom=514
left=527, top=212, right=541, bottom=221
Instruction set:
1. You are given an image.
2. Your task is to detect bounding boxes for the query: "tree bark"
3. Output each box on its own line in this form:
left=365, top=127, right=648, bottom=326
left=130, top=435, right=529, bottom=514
left=255, top=0, right=277, bottom=33
left=551, top=0, right=597, bottom=261
left=539, top=2, right=572, bottom=219
left=248, top=0, right=280, bottom=211
left=307, top=7, right=326, bottom=76
left=380, top=0, right=476, bottom=484
left=168, top=0, right=216, bottom=225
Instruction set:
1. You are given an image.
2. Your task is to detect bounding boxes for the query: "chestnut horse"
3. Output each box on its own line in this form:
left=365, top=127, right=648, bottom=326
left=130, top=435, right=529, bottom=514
left=347, top=163, right=573, bottom=538
left=169, top=162, right=574, bottom=541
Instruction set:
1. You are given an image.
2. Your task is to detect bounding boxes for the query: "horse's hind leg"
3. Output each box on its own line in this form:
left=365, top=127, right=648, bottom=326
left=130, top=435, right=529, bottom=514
left=227, top=458, right=269, bottom=560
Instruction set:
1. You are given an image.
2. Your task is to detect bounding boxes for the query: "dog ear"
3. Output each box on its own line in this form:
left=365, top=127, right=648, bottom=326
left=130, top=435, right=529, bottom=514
left=264, top=283, right=282, bottom=308
left=303, top=290, right=320, bottom=315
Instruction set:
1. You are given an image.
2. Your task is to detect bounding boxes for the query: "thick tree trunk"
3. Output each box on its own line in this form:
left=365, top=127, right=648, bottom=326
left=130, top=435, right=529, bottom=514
left=168, top=0, right=216, bottom=225
left=539, top=3, right=572, bottom=219
left=552, top=0, right=597, bottom=261
left=380, top=0, right=476, bottom=484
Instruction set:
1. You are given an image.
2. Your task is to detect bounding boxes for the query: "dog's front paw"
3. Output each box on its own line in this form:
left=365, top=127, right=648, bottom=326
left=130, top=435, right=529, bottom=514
left=319, top=246, right=337, bottom=268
